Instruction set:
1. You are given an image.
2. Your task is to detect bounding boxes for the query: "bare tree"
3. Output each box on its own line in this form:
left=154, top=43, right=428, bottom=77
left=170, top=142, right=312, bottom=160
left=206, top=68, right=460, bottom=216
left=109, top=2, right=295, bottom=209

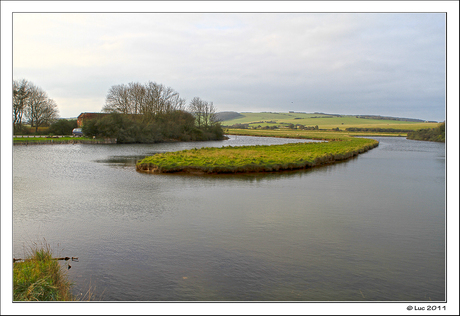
left=188, top=97, right=218, bottom=129
left=128, top=82, right=146, bottom=115
left=188, top=97, right=205, bottom=128
left=143, top=81, right=163, bottom=116
left=205, top=101, right=218, bottom=128
left=104, top=81, right=186, bottom=117
left=13, top=79, right=31, bottom=132
left=103, top=84, right=131, bottom=114
left=25, top=84, right=59, bottom=132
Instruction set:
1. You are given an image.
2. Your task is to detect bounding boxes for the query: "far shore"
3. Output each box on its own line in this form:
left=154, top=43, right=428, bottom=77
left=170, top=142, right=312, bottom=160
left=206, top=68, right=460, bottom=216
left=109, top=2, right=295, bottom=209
left=13, top=136, right=117, bottom=145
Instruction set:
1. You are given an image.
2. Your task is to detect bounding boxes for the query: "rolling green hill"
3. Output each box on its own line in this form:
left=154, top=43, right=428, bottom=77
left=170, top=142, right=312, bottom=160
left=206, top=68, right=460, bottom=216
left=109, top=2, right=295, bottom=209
left=219, top=112, right=438, bottom=131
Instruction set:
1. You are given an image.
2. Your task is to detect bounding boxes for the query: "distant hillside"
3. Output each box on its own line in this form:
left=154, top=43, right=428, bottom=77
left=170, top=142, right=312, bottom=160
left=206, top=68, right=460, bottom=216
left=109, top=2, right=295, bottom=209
left=216, top=111, right=244, bottom=121
left=219, top=112, right=439, bottom=131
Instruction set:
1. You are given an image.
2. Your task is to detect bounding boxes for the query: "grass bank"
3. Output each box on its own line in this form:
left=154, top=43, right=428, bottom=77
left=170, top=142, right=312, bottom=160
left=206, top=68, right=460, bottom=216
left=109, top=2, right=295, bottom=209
left=136, top=131, right=379, bottom=174
left=13, top=136, right=116, bottom=145
left=13, top=244, right=74, bottom=301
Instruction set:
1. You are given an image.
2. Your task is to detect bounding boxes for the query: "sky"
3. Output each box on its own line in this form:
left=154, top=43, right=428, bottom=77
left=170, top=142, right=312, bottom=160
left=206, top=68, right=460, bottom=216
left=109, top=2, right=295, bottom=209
left=7, top=5, right=451, bottom=122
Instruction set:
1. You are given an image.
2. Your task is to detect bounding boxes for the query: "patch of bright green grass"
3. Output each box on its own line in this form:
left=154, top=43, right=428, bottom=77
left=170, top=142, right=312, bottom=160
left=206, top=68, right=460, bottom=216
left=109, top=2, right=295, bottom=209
left=137, top=132, right=378, bottom=174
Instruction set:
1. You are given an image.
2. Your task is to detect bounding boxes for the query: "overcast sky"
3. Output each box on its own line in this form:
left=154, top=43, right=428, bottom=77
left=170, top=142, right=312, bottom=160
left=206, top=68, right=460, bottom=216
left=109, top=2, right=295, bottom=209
left=10, top=9, right=448, bottom=122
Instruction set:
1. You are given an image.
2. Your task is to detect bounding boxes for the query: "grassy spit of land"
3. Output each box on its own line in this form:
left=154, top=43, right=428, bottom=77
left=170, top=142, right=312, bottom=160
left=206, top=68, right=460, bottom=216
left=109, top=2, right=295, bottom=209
left=13, top=244, right=74, bottom=301
left=136, top=129, right=379, bottom=174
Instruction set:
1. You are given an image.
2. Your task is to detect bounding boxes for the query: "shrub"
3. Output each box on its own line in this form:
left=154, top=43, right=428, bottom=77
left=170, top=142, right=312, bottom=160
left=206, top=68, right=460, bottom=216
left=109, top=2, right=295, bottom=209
left=48, top=119, right=78, bottom=135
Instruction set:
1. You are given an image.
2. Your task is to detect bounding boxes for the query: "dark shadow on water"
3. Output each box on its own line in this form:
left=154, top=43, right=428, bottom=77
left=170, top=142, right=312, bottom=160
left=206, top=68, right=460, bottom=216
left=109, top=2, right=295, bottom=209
left=94, top=153, right=160, bottom=168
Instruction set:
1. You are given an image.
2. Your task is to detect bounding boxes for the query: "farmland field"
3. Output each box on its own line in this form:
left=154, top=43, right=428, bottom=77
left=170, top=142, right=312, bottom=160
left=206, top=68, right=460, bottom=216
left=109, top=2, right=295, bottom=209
left=220, top=112, right=439, bottom=131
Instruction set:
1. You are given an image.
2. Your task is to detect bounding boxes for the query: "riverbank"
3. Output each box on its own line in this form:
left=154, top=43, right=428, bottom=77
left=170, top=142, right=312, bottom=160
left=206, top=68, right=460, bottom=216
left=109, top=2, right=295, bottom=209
left=136, top=135, right=379, bottom=174
left=13, top=136, right=117, bottom=145
left=406, top=122, right=445, bottom=142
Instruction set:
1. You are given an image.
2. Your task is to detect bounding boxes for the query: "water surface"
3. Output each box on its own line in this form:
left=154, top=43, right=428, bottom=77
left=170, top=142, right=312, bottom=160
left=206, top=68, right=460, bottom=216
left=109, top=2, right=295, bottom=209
left=13, top=136, right=445, bottom=301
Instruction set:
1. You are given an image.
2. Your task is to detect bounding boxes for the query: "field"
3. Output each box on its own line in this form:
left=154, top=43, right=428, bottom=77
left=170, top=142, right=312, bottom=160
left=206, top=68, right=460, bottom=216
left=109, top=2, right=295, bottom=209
left=220, top=112, right=438, bottom=131
left=136, top=131, right=379, bottom=174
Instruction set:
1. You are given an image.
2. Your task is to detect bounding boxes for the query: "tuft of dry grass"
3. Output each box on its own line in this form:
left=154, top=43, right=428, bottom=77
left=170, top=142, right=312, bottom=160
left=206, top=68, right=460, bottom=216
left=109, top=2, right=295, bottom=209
left=13, top=242, right=74, bottom=301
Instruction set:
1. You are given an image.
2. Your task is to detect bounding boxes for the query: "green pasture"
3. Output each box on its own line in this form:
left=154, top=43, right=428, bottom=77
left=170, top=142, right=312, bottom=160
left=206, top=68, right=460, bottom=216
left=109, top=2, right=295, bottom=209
left=221, top=112, right=438, bottom=131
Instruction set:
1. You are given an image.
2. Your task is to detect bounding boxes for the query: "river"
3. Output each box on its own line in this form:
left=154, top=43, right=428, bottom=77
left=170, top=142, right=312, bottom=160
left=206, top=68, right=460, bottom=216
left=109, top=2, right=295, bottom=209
left=12, top=135, right=445, bottom=301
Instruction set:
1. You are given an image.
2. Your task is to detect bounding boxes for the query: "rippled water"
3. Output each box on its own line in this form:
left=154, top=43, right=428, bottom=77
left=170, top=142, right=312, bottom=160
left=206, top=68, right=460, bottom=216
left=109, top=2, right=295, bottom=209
left=12, top=136, right=445, bottom=301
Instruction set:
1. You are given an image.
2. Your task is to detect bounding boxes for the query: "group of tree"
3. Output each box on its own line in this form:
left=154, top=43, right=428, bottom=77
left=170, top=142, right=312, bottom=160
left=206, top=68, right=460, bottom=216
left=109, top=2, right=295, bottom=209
left=13, top=79, right=59, bottom=134
left=406, top=122, right=445, bottom=142
left=82, top=81, right=224, bottom=143
left=103, top=81, right=187, bottom=116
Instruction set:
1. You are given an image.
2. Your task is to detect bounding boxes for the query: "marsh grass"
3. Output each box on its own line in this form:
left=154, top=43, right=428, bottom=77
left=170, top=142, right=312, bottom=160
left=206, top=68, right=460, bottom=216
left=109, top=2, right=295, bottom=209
left=13, top=243, right=74, bottom=301
left=137, top=133, right=379, bottom=174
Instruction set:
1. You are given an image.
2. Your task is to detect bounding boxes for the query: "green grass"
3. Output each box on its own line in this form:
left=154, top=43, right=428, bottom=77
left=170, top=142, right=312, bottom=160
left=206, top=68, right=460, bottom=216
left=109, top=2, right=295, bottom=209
left=13, top=243, right=74, bottom=301
left=221, top=112, right=438, bottom=131
left=13, top=136, right=111, bottom=144
left=136, top=131, right=379, bottom=174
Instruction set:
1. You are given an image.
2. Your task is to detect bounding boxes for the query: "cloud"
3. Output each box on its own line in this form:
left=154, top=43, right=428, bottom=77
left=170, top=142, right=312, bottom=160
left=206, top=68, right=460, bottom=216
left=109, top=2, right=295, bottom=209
left=12, top=12, right=446, bottom=121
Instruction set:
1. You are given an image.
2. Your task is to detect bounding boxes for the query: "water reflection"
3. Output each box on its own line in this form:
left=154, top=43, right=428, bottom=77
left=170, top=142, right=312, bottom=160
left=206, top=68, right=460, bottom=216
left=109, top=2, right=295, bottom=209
left=94, top=154, right=157, bottom=168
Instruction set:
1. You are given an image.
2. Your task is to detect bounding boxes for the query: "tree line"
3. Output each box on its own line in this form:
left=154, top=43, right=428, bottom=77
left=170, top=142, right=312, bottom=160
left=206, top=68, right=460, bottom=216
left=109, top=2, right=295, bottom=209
left=83, top=81, right=224, bottom=143
left=102, top=81, right=218, bottom=126
left=13, top=79, right=224, bottom=142
left=13, top=79, right=59, bottom=133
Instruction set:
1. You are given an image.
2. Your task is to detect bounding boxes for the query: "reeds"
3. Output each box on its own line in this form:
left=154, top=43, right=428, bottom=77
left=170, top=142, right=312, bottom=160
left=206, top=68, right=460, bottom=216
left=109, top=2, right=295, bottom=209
left=13, top=243, right=74, bottom=301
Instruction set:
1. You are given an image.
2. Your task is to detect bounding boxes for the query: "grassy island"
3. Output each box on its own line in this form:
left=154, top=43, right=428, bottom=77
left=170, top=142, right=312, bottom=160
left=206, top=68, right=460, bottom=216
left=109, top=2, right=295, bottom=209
left=136, top=131, right=379, bottom=174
